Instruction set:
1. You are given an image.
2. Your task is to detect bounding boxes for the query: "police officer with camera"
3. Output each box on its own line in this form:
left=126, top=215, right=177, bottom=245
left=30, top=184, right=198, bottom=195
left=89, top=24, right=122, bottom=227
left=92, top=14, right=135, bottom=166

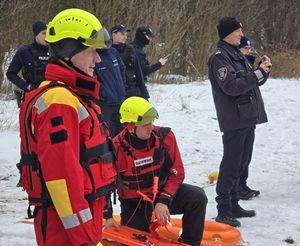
left=208, top=17, right=272, bottom=227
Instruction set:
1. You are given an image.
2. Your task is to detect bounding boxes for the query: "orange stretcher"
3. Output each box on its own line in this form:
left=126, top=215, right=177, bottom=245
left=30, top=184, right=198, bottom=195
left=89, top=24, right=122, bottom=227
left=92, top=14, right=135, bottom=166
left=101, top=215, right=242, bottom=246
left=20, top=216, right=242, bottom=245
left=102, top=224, right=188, bottom=246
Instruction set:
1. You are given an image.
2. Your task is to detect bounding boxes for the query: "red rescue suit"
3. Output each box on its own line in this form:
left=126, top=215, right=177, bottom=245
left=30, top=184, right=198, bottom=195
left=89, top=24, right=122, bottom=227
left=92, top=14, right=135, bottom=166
left=113, top=126, right=185, bottom=205
left=113, top=127, right=207, bottom=246
left=19, top=63, right=116, bottom=245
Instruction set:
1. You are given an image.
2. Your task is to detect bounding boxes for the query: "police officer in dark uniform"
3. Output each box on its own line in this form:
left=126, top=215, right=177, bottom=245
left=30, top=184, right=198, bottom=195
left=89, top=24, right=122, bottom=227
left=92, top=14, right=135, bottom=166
left=207, top=17, right=272, bottom=227
left=131, top=26, right=168, bottom=82
left=6, top=21, right=49, bottom=106
left=239, top=36, right=255, bottom=67
left=111, top=24, right=150, bottom=99
left=94, top=47, right=126, bottom=137
left=238, top=36, right=261, bottom=200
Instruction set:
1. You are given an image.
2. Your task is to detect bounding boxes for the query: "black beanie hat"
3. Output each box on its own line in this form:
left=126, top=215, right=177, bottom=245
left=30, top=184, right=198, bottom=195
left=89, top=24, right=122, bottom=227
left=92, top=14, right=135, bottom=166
left=217, top=17, right=242, bottom=40
left=135, top=26, right=155, bottom=46
left=33, top=21, right=47, bottom=37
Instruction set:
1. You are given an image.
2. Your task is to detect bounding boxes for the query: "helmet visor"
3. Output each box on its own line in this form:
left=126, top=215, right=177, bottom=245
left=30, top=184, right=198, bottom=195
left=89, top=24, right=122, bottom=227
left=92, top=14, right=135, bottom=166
left=135, top=107, right=159, bottom=126
left=84, top=27, right=112, bottom=48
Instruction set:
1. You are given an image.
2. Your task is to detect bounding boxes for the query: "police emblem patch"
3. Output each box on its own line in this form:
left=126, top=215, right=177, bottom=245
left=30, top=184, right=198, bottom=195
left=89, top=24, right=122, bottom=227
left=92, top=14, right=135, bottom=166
left=216, top=67, right=227, bottom=81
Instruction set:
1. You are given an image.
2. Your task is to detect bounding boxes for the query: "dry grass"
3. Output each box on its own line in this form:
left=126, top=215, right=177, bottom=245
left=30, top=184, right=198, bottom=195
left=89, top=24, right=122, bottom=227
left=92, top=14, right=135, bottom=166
left=268, top=49, right=300, bottom=78
left=0, top=0, right=299, bottom=92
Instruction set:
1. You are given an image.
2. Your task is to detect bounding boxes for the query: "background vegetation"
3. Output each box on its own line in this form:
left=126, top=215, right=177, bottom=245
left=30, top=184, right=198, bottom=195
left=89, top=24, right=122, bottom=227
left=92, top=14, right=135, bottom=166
left=1, top=0, right=299, bottom=93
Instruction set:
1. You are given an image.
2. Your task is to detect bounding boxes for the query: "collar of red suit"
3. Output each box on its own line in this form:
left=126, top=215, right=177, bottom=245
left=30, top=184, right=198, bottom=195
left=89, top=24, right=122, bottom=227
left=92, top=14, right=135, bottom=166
left=45, top=63, right=99, bottom=99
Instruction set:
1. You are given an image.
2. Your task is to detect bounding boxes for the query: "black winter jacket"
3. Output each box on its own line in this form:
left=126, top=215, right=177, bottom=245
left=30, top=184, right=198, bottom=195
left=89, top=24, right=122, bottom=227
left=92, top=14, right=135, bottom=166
left=112, top=43, right=150, bottom=99
left=131, top=39, right=161, bottom=82
left=6, top=41, right=49, bottom=91
left=208, top=40, right=268, bottom=132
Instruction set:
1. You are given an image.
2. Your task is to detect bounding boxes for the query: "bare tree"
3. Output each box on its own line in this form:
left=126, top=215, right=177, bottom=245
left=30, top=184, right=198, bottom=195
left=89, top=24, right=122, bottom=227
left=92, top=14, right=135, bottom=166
left=1, top=0, right=300, bottom=93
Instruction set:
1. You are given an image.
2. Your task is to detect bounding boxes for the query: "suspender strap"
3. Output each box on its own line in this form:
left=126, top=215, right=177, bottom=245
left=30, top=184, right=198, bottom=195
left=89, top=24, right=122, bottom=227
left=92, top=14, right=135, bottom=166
left=80, top=139, right=116, bottom=164
left=38, top=164, right=49, bottom=242
left=84, top=182, right=116, bottom=203
left=21, top=152, right=39, bottom=170
left=118, top=134, right=134, bottom=157
left=81, top=161, right=96, bottom=195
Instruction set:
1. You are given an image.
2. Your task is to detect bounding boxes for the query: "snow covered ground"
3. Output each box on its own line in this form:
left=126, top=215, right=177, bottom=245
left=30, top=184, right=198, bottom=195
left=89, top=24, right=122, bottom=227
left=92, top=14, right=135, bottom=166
left=0, top=78, right=299, bottom=246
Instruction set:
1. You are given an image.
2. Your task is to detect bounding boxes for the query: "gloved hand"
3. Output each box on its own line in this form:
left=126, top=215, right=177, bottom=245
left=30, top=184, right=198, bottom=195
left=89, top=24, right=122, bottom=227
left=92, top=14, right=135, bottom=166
left=155, top=202, right=170, bottom=225
left=103, top=217, right=120, bottom=231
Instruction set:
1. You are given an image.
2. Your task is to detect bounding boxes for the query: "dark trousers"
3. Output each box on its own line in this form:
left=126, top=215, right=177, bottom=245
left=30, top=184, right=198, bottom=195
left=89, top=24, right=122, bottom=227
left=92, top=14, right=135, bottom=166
left=120, top=184, right=207, bottom=246
left=239, top=129, right=255, bottom=190
left=216, top=127, right=255, bottom=216
left=99, top=104, right=123, bottom=138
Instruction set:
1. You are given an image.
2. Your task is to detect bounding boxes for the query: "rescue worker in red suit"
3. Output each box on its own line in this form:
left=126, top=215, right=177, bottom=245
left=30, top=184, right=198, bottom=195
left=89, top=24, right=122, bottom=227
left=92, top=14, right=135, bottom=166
left=18, top=9, right=116, bottom=245
left=106, top=97, right=208, bottom=246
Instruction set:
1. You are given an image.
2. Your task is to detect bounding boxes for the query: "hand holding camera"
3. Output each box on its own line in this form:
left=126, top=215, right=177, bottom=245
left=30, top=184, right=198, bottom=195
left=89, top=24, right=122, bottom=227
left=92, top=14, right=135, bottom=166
left=259, top=55, right=272, bottom=73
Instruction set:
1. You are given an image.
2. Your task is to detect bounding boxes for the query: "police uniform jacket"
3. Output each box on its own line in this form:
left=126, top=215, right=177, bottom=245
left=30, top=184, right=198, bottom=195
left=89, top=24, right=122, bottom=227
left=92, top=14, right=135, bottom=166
left=95, top=47, right=126, bottom=105
left=112, top=43, right=150, bottom=99
left=208, top=40, right=268, bottom=132
left=6, top=41, right=49, bottom=91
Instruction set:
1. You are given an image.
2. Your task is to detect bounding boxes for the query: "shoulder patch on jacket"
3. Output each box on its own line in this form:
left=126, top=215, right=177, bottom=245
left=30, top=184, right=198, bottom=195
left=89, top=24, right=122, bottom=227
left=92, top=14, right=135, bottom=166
left=216, top=67, right=227, bottom=81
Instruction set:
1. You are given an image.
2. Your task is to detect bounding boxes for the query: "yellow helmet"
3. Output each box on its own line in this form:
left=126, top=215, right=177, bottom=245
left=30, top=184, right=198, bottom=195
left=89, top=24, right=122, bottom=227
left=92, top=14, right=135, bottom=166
left=46, top=8, right=110, bottom=48
left=120, top=97, right=159, bottom=126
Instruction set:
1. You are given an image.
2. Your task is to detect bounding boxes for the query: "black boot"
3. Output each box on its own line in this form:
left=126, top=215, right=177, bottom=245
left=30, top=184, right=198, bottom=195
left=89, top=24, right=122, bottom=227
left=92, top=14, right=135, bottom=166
left=239, top=186, right=260, bottom=200
left=215, top=214, right=241, bottom=227
left=232, top=204, right=256, bottom=218
left=245, top=186, right=260, bottom=197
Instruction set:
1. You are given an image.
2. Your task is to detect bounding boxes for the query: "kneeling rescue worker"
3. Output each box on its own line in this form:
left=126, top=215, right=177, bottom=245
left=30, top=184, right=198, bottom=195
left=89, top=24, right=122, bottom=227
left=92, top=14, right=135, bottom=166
left=18, top=8, right=116, bottom=245
left=106, top=97, right=208, bottom=246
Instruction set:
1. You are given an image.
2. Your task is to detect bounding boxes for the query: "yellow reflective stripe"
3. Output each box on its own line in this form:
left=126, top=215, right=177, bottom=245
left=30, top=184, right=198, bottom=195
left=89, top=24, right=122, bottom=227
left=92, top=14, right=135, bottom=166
left=79, top=208, right=92, bottom=223
left=45, top=179, right=72, bottom=218
left=61, top=213, right=80, bottom=229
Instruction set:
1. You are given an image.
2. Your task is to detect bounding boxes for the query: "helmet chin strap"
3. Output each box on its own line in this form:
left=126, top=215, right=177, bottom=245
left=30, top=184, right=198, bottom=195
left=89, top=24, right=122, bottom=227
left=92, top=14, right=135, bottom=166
left=50, top=44, right=92, bottom=77
left=126, top=123, right=139, bottom=137
left=64, top=58, right=92, bottom=77
left=126, top=123, right=136, bottom=132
